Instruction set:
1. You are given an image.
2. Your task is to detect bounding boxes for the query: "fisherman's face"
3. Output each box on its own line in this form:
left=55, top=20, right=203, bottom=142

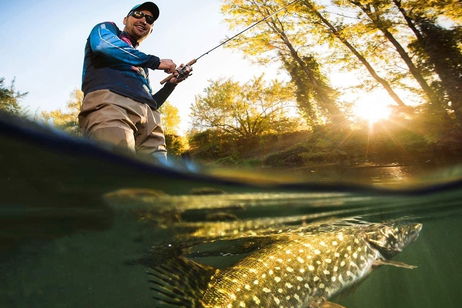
left=123, top=10, right=154, bottom=42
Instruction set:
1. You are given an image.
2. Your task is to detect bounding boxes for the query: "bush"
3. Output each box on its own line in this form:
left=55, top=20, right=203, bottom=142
left=165, top=134, right=188, bottom=157
left=188, top=129, right=237, bottom=160
left=263, top=145, right=309, bottom=167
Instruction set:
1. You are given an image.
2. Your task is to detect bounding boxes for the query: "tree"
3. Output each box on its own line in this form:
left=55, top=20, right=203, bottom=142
left=222, top=0, right=344, bottom=126
left=320, top=0, right=461, bottom=123
left=158, top=102, right=188, bottom=156
left=191, top=76, right=297, bottom=140
left=298, top=0, right=410, bottom=109
left=159, top=102, right=181, bottom=135
left=409, top=19, right=462, bottom=120
left=0, top=78, right=27, bottom=115
left=338, top=0, right=441, bottom=108
left=42, top=89, right=83, bottom=135
left=224, top=0, right=461, bottom=118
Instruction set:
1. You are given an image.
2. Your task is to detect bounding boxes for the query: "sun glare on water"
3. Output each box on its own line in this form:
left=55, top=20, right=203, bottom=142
left=352, top=94, right=393, bottom=125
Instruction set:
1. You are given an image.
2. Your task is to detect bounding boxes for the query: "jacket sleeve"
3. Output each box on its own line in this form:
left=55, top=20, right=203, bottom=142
left=152, top=83, right=177, bottom=109
left=88, top=22, right=160, bottom=70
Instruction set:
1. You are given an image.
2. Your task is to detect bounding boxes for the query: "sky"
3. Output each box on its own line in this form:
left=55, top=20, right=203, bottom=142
left=0, top=0, right=281, bottom=133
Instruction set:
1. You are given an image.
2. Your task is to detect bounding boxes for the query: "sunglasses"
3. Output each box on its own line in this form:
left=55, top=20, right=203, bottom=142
left=129, top=11, right=155, bottom=25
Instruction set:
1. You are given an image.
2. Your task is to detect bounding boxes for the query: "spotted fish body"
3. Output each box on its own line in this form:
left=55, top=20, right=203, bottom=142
left=150, top=222, right=422, bottom=308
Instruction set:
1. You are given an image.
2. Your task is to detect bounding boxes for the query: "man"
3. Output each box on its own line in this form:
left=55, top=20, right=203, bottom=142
left=79, top=2, right=191, bottom=162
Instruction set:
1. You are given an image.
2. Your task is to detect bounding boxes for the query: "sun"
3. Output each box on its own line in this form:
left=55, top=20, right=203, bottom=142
left=352, top=93, right=393, bottom=125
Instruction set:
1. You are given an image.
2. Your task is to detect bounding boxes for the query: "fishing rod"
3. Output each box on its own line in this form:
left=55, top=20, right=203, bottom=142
left=160, top=0, right=301, bottom=84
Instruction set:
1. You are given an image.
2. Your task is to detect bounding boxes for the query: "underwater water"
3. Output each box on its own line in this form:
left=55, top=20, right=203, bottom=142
left=2, top=168, right=462, bottom=308
left=1, top=114, right=462, bottom=307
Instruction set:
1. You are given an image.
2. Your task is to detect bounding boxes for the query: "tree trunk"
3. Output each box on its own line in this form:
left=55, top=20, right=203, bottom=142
left=280, top=53, right=320, bottom=125
left=350, top=0, right=441, bottom=108
left=250, top=0, right=344, bottom=122
left=392, top=0, right=425, bottom=41
left=392, top=0, right=462, bottom=120
left=301, top=0, right=409, bottom=108
left=417, top=20, right=462, bottom=120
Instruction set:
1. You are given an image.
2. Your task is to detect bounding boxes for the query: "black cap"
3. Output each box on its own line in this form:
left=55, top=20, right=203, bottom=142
left=128, top=2, right=160, bottom=21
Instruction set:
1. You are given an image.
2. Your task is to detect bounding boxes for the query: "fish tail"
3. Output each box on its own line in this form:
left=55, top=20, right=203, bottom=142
left=147, top=256, right=217, bottom=307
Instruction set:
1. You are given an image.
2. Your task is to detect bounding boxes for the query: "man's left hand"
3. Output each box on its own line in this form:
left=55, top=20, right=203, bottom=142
left=168, top=64, right=193, bottom=84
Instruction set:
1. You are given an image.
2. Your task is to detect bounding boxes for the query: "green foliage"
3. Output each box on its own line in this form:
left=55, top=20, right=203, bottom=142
left=0, top=78, right=27, bottom=115
left=264, top=144, right=310, bottom=166
left=222, top=0, right=462, bottom=127
left=160, top=102, right=187, bottom=156
left=188, top=129, right=238, bottom=161
left=398, top=0, right=462, bottom=23
left=214, top=0, right=462, bottom=169
left=222, top=0, right=344, bottom=126
left=191, top=76, right=298, bottom=141
left=187, top=108, right=460, bottom=167
left=261, top=121, right=455, bottom=167
left=409, top=20, right=462, bottom=118
left=213, top=155, right=242, bottom=166
left=159, top=102, right=181, bottom=135
left=281, top=55, right=341, bottom=126
left=165, top=134, right=189, bottom=157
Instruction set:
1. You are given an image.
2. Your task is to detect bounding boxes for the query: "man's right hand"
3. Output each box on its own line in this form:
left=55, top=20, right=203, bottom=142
left=158, top=59, right=177, bottom=74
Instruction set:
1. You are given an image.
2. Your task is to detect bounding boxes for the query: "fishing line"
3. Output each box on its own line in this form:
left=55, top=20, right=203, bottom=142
left=160, top=0, right=302, bottom=84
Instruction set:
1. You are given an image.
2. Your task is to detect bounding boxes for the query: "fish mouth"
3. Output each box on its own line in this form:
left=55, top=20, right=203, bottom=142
left=395, top=222, right=423, bottom=255
left=365, top=222, right=423, bottom=259
left=407, top=223, right=422, bottom=242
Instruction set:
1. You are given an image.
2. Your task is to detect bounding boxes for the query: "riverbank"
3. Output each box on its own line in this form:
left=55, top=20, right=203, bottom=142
left=188, top=124, right=462, bottom=173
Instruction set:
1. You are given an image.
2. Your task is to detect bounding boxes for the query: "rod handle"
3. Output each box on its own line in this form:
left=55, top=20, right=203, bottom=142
left=160, top=59, right=197, bottom=85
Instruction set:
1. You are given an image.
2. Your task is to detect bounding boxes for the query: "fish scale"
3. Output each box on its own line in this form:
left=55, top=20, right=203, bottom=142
left=201, top=231, right=373, bottom=307
left=149, top=222, right=422, bottom=308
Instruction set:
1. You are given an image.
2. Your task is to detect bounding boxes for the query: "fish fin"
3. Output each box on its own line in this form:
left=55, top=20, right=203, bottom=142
left=374, top=259, right=417, bottom=269
left=147, top=256, right=218, bottom=307
left=187, top=236, right=283, bottom=259
left=320, top=301, right=347, bottom=308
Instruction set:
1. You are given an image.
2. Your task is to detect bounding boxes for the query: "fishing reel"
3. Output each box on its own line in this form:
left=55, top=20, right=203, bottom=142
left=161, top=59, right=196, bottom=84
left=174, top=64, right=193, bottom=82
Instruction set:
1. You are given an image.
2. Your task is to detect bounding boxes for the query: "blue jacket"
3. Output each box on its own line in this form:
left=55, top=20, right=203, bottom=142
left=82, top=22, right=175, bottom=109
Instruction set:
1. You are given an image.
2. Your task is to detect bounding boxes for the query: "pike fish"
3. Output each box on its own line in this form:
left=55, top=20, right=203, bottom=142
left=148, top=221, right=422, bottom=308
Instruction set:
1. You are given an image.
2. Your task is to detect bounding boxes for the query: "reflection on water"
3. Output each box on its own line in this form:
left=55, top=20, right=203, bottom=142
left=294, top=163, right=454, bottom=187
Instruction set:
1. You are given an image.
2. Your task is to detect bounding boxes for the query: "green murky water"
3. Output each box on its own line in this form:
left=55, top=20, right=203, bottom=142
left=1, top=114, right=462, bottom=307
left=2, top=171, right=462, bottom=307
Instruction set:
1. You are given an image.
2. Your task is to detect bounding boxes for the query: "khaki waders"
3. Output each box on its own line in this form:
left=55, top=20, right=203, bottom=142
left=78, top=90, right=167, bottom=161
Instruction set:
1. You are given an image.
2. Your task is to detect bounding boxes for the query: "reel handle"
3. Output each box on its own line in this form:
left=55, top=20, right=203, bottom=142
left=160, top=58, right=197, bottom=84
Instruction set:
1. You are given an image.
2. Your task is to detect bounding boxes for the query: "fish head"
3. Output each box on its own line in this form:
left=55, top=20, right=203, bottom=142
left=365, top=222, right=422, bottom=259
